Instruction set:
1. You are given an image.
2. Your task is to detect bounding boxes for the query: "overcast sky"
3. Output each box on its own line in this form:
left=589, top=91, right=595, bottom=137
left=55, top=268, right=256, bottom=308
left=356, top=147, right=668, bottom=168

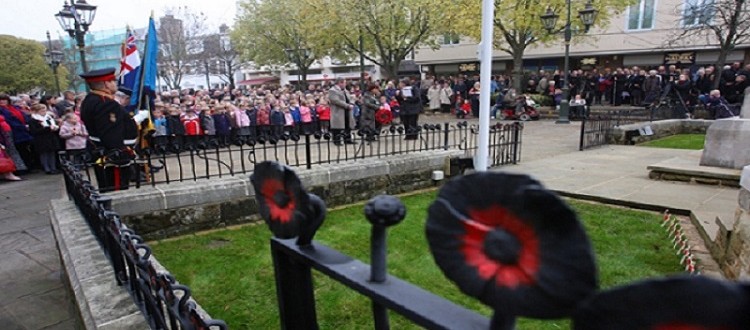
left=0, top=0, right=238, bottom=41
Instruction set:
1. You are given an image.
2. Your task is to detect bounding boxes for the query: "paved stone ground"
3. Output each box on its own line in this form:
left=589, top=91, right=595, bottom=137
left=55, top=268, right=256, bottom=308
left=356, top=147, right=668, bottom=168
left=0, top=173, right=78, bottom=329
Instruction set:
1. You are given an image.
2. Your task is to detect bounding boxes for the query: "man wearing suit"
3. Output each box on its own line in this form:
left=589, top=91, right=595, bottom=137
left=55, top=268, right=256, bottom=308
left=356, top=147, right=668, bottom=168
left=327, top=78, right=355, bottom=145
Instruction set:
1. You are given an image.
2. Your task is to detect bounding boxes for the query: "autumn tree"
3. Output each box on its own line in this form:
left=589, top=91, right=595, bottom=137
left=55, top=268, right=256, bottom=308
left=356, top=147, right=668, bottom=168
left=233, top=0, right=333, bottom=89
left=157, top=6, right=207, bottom=90
left=666, top=0, right=750, bottom=89
left=0, top=35, right=69, bottom=94
left=307, top=0, right=458, bottom=80
left=453, top=0, right=632, bottom=90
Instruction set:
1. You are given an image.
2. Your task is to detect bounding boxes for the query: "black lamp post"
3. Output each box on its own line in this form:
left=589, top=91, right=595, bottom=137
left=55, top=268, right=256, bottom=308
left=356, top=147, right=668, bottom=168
left=540, top=0, right=597, bottom=124
left=44, top=31, right=64, bottom=96
left=284, top=48, right=310, bottom=91
left=55, top=0, right=97, bottom=74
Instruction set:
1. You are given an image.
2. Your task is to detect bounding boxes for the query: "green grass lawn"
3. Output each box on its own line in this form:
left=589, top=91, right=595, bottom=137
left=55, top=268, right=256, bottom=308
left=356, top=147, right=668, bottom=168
left=638, top=134, right=706, bottom=150
left=151, top=191, right=683, bottom=329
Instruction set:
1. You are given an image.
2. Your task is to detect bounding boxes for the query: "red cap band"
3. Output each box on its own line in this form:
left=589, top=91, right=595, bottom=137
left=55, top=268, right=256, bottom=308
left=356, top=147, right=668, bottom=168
left=84, top=73, right=116, bottom=83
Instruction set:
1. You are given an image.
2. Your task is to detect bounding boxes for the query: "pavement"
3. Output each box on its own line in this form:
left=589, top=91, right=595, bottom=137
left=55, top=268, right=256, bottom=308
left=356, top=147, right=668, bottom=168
left=0, top=172, right=77, bottom=329
left=0, top=115, right=737, bottom=329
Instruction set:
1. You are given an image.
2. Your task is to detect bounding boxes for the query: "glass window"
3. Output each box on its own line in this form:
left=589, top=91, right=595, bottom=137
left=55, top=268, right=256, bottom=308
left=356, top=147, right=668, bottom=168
left=627, top=0, right=656, bottom=30
left=440, top=33, right=460, bottom=45
left=683, top=0, right=714, bottom=26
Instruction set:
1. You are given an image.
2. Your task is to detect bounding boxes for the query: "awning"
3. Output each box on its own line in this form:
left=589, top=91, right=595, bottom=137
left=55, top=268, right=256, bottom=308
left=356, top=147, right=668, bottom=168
left=238, top=76, right=280, bottom=86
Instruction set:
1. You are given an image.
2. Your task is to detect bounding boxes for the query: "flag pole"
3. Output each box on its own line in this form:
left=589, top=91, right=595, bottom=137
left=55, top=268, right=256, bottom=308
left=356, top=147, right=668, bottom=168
left=135, top=21, right=149, bottom=111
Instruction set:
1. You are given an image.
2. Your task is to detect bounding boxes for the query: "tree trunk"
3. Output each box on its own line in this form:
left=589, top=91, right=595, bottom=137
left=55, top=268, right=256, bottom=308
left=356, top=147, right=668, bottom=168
left=511, top=50, right=524, bottom=91
left=713, top=46, right=731, bottom=90
left=381, top=60, right=400, bottom=82
left=300, top=66, right=308, bottom=91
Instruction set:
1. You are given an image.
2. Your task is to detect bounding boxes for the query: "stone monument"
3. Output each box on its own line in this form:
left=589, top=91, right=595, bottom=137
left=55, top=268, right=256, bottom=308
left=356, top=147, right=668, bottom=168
left=699, top=87, right=750, bottom=169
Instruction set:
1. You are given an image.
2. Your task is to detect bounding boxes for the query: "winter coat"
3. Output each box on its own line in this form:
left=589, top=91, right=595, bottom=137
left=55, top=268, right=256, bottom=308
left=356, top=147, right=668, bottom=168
left=439, top=87, right=453, bottom=105
left=290, top=107, right=301, bottom=123
left=28, top=114, right=59, bottom=153
left=317, top=106, right=331, bottom=121
left=427, top=86, right=441, bottom=110
left=328, top=85, right=355, bottom=130
left=182, top=114, right=203, bottom=136
left=58, top=121, right=89, bottom=150
left=166, top=115, right=185, bottom=136
left=232, top=108, right=250, bottom=128
left=153, top=117, right=168, bottom=136
left=200, top=113, right=216, bottom=135
left=212, top=113, right=231, bottom=135
left=256, top=107, right=270, bottom=126
left=395, top=85, right=422, bottom=115
left=0, top=105, right=32, bottom=143
left=270, top=109, right=285, bottom=126
left=360, top=92, right=380, bottom=131
left=300, top=106, right=313, bottom=123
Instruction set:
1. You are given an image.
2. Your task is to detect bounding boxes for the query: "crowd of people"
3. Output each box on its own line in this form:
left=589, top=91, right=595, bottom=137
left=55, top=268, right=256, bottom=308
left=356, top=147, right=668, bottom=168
left=1, top=62, right=746, bottom=184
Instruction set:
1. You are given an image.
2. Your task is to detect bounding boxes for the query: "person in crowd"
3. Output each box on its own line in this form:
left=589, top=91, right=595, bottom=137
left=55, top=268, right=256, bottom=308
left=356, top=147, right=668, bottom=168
left=0, top=113, right=23, bottom=181
left=457, top=98, right=471, bottom=119
left=468, top=82, right=481, bottom=118
left=629, top=68, right=645, bottom=106
left=360, top=84, right=381, bottom=140
left=317, top=99, right=331, bottom=133
left=439, top=81, right=454, bottom=114
left=166, top=104, right=185, bottom=150
left=643, top=70, right=662, bottom=106
left=58, top=112, right=89, bottom=165
left=55, top=91, right=76, bottom=116
left=28, top=104, right=59, bottom=174
left=569, top=94, right=587, bottom=120
left=299, top=100, right=313, bottom=135
left=0, top=94, right=34, bottom=172
left=283, top=104, right=295, bottom=134
left=427, top=83, right=441, bottom=114
left=705, top=89, right=736, bottom=119
left=727, top=74, right=749, bottom=104
left=395, top=78, right=422, bottom=140
left=212, top=104, right=232, bottom=146
left=328, top=78, right=356, bottom=145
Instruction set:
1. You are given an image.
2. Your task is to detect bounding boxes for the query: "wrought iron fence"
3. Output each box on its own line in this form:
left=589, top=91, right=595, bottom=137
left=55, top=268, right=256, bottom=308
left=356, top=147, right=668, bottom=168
left=60, top=158, right=227, bottom=330
left=578, top=107, right=680, bottom=151
left=72, top=122, right=523, bottom=192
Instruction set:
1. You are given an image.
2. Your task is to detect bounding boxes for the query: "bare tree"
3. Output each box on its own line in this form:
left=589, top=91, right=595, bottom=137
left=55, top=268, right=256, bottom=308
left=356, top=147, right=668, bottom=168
left=201, top=25, right=239, bottom=89
left=157, top=6, right=207, bottom=90
left=667, top=0, right=750, bottom=89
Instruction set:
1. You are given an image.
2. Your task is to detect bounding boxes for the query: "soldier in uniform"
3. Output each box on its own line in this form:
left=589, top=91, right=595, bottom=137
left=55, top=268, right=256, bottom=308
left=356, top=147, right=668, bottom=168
left=79, top=68, right=148, bottom=192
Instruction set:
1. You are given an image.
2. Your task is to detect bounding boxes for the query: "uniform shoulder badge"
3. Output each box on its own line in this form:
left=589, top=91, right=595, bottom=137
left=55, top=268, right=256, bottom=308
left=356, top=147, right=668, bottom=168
left=110, top=113, right=117, bottom=122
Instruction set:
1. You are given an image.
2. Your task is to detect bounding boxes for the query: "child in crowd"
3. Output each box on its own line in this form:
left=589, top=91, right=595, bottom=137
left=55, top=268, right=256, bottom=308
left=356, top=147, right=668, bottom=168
left=58, top=112, right=88, bottom=166
left=270, top=101, right=285, bottom=138
left=283, top=104, right=294, bottom=134
left=290, top=100, right=301, bottom=134
left=299, top=100, right=313, bottom=135
left=28, top=104, right=59, bottom=174
left=317, top=99, right=331, bottom=133
left=245, top=102, right=258, bottom=140
left=151, top=106, right=169, bottom=150
left=199, top=104, right=216, bottom=142
left=212, top=104, right=232, bottom=147
left=457, top=98, right=471, bottom=119
left=388, top=98, right=400, bottom=123
left=256, top=101, right=270, bottom=140
left=182, top=107, right=203, bottom=136
left=166, top=104, right=185, bottom=151
left=230, top=103, right=251, bottom=140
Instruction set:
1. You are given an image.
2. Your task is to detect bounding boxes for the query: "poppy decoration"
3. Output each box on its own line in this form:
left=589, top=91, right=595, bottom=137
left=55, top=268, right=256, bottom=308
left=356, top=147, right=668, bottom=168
left=573, top=276, right=750, bottom=330
left=250, top=161, right=310, bottom=239
left=426, top=172, right=598, bottom=320
left=375, top=108, right=393, bottom=125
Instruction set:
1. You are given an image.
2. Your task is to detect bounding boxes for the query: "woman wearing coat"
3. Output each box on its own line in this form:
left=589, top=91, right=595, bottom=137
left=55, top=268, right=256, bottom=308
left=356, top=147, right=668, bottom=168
left=427, top=84, right=441, bottom=114
left=439, top=82, right=454, bottom=114
left=360, top=84, right=381, bottom=141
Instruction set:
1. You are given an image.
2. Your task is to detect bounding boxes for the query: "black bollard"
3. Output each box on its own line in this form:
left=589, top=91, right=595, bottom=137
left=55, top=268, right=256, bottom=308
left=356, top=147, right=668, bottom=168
left=364, top=195, right=406, bottom=283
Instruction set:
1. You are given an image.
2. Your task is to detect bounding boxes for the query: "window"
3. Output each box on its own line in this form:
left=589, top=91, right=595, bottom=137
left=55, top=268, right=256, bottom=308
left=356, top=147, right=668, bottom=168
left=683, top=0, right=714, bottom=26
left=440, top=33, right=460, bottom=45
left=627, top=0, right=656, bottom=30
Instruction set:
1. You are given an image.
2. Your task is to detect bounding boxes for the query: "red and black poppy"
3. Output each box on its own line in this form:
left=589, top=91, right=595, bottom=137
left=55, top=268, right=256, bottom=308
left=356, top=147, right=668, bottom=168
left=250, top=161, right=310, bottom=239
left=573, top=276, right=750, bottom=330
left=426, top=172, right=598, bottom=320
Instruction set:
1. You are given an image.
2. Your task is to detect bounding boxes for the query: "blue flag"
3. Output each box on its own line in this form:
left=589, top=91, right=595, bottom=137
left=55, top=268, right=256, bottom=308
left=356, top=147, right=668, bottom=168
left=130, top=16, right=158, bottom=109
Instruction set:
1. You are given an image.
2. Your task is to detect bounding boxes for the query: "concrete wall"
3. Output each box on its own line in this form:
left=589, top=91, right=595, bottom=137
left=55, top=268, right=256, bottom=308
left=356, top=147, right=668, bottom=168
left=719, top=166, right=750, bottom=280
left=110, top=151, right=463, bottom=240
left=611, top=119, right=713, bottom=145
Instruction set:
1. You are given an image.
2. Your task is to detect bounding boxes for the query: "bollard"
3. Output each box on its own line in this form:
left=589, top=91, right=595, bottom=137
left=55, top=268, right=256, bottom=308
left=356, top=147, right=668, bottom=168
left=364, top=195, right=406, bottom=330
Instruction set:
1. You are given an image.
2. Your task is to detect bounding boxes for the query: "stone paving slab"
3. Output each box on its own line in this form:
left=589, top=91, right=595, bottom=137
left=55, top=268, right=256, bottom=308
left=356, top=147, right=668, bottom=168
left=0, top=173, right=77, bottom=330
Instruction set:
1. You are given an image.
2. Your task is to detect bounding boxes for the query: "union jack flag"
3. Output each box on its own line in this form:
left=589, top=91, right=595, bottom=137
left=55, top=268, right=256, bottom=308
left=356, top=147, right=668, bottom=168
left=119, top=29, right=141, bottom=89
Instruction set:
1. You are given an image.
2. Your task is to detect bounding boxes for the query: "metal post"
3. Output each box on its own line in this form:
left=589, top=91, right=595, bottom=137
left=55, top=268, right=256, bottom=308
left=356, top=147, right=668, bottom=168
left=305, top=134, right=312, bottom=169
left=271, top=240, right=319, bottom=330
left=47, top=31, right=62, bottom=95
left=475, top=0, right=495, bottom=171
left=74, top=21, right=88, bottom=74
left=557, top=0, right=572, bottom=124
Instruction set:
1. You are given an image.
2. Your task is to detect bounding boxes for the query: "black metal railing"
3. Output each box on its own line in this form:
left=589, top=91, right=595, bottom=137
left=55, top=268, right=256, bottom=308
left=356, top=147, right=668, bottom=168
left=75, top=122, right=523, bottom=192
left=60, top=158, right=227, bottom=330
left=578, top=107, right=679, bottom=151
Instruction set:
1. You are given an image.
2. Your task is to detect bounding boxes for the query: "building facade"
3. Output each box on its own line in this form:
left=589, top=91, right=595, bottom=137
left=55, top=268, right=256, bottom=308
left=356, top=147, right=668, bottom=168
left=414, top=0, right=750, bottom=77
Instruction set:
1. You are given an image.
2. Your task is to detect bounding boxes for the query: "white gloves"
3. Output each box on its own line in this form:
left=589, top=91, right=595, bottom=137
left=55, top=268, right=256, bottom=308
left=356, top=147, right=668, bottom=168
left=133, top=110, right=150, bottom=125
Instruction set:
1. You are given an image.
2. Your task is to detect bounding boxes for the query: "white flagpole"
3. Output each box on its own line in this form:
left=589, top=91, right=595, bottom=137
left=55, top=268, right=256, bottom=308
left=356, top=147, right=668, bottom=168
left=475, top=0, right=495, bottom=171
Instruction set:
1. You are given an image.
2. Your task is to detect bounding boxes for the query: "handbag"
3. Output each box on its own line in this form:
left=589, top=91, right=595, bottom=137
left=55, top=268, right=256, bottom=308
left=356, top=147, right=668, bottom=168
left=0, top=144, right=16, bottom=173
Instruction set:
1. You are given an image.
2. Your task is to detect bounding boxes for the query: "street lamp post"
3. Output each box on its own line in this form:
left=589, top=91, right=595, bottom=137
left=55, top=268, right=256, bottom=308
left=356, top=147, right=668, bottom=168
left=284, top=48, right=310, bottom=91
left=540, top=0, right=597, bottom=124
left=55, top=0, right=97, bottom=74
left=44, top=31, right=64, bottom=96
